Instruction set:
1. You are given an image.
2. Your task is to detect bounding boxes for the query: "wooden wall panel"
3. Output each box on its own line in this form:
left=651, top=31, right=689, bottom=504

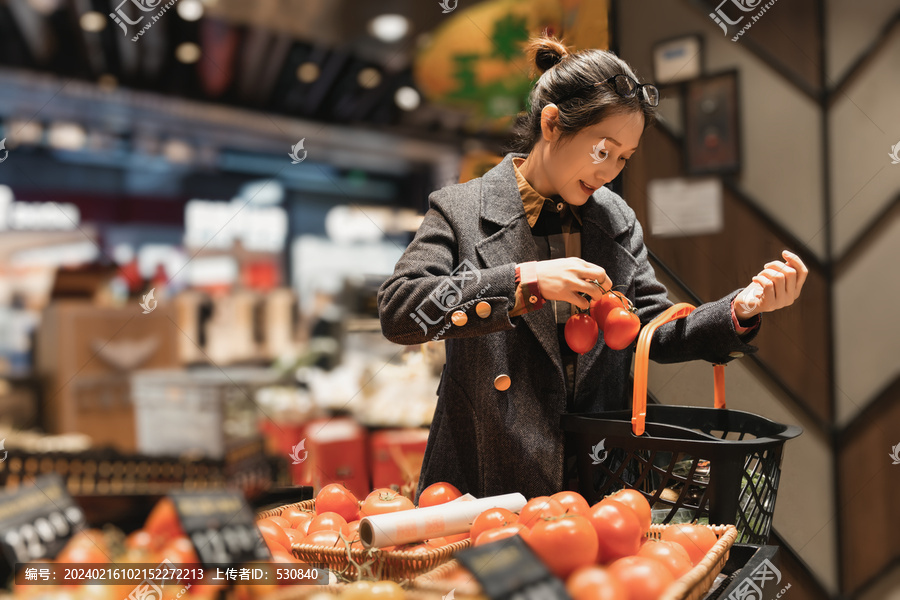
left=623, top=125, right=831, bottom=424
left=838, top=378, right=900, bottom=594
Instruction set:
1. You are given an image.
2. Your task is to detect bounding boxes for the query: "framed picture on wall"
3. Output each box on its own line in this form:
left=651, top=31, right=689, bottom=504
left=683, top=71, right=741, bottom=175
left=652, top=35, right=703, bottom=85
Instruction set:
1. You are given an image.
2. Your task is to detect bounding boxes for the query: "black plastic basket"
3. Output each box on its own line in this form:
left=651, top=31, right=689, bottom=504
left=561, top=304, right=802, bottom=545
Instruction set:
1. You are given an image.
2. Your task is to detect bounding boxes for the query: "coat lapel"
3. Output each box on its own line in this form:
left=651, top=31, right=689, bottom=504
left=474, top=153, right=564, bottom=381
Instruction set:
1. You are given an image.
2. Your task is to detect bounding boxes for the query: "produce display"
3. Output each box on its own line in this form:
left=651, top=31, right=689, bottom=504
left=565, top=285, right=641, bottom=354
left=257, top=483, right=727, bottom=600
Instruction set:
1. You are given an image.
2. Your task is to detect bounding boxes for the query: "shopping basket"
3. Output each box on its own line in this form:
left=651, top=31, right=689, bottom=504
left=560, top=303, right=802, bottom=544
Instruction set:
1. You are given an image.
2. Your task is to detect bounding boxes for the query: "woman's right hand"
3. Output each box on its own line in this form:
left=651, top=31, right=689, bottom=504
left=535, top=258, right=612, bottom=310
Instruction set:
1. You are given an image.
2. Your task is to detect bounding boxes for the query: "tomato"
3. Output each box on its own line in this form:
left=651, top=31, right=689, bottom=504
left=359, top=489, right=415, bottom=518
left=315, top=484, right=360, bottom=521
left=418, top=482, right=462, bottom=507
left=160, top=536, right=199, bottom=564
left=260, top=515, right=291, bottom=529
left=56, top=531, right=110, bottom=563
left=606, top=489, right=652, bottom=535
left=660, top=524, right=718, bottom=566
left=283, top=528, right=305, bottom=547
left=638, top=540, right=693, bottom=578
left=527, top=515, right=599, bottom=579
left=551, top=491, right=591, bottom=517
left=517, top=496, right=566, bottom=529
left=588, top=500, right=642, bottom=564
left=590, top=290, right=630, bottom=329
left=608, top=556, right=675, bottom=600
left=280, top=506, right=316, bottom=529
left=603, top=306, right=640, bottom=350
left=342, top=581, right=375, bottom=600
left=284, top=511, right=314, bottom=535
left=302, top=529, right=342, bottom=548
left=474, top=524, right=529, bottom=546
left=566, top=565, right=626, bottom=600
left=564, top=313, right=599, bottom=354
left=256, top=520, right=292, bottom=552
left=470, top=508, right=517, bottom=542
left=125, top=529, right=153, bottom=551
left=307, top=512, right=350, bottom=537
left=144, top=498, right=183, bottom=543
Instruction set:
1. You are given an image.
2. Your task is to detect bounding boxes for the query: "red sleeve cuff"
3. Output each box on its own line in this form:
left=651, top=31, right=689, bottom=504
left=731, top=299, right=761, bottom=334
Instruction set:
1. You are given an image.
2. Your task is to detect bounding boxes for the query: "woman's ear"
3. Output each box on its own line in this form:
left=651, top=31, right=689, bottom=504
left=539, top=103, right=561, bottom=142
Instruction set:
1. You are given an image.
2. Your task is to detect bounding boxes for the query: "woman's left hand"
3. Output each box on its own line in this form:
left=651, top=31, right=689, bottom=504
left=734, top=250, right=808, bottom=320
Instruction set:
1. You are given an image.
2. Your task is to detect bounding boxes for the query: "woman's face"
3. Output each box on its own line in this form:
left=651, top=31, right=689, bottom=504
left=539, top=108, right=645, bottom=206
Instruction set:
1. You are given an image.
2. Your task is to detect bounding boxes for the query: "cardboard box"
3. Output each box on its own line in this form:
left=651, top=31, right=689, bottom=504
left=370, top=428, right=430, bottom=491
left=304, top=418, right=369, bottom=499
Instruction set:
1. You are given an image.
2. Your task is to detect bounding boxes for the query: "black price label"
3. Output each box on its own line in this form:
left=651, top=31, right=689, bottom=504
left=0, top=475, right=86, bottom=566
left=455, top=535, right=571, bottom=600
left=168, top=491, right=270, bottom=566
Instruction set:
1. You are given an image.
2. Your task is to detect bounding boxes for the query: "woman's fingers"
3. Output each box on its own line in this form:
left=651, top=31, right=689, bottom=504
left=782, top=250, right=808, bottom=292
left=764, top=261, right=798, bottom=300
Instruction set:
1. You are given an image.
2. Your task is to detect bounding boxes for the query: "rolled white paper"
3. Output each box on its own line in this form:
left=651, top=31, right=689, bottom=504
left=358, top=492, right=527, bottom=549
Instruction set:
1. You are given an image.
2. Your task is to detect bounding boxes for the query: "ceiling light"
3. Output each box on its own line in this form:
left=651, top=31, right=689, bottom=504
left=357, top=68, right=382, bottom=89
left=176, top=42, right=202, bottom=64
left=368, top=14, right=409, bottom=43
left=394, top=86, right=421, bottom=111
left=296, top=62, right=320, bottom=83
left=80, top=11, right=106, bottom=32
left=48, top=122, right=87, bottom=151
left=177, top=0, right=204, bottom=22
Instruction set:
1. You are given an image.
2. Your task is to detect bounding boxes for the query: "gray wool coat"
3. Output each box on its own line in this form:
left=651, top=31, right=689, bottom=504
left=377, top=152, right=760, bottom=501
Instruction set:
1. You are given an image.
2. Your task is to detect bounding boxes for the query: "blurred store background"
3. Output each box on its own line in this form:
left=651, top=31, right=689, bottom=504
left=0, top=0, right=897, bottom=598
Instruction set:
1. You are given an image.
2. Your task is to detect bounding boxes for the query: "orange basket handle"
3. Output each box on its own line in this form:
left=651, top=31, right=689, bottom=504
left=631, top=303, right=728, bottom=436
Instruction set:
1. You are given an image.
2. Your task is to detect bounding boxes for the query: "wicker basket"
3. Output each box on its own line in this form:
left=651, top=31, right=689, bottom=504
left=258, top=499, right=471, bottom=582
left=413, top=524, right=738, bottom=600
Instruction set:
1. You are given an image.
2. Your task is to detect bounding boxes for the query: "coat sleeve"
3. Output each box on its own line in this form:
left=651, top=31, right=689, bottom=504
left=377, top=189, right=519, bottom=345
left=619, top=203, right=760, bottom=365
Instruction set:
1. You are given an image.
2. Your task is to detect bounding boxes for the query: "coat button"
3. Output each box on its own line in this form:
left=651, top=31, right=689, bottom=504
left=451, top=311, right=468, bottom=326
left=529, top=295, right=538, bottom=304
left=494, top=374, right=511, bottom=391
left=556, top=202, right=565, bottom=212
left=729, top=351, right=744, bottom=358
left=476, top=301, right=491, bottom=318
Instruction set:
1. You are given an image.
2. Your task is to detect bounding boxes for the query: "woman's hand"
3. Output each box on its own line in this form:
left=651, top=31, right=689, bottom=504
left=734, top=250, right=808, bottom=320
left=536, top=257, right=612, bottom=310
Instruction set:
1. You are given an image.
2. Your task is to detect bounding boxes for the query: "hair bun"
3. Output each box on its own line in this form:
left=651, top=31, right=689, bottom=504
left=527, top=35, right=571, bottom=75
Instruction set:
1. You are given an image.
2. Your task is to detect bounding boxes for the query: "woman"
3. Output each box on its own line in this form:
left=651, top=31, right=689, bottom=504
left=377, top=35, right=807, bottom=501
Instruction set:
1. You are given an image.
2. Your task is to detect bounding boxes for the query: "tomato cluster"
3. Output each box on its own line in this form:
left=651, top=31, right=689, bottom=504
left=564, top=288, right=641, bottom=354
left=470, top=488, right=718, bottom=600
left=255, top=481, right=466, bottom=559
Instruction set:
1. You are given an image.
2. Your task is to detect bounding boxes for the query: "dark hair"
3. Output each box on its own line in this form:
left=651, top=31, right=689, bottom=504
left=504, top=34, right=657, bottom=154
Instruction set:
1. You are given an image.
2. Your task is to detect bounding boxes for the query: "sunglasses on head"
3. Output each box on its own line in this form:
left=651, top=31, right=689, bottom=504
left=555, top=74, right=660, bottom=107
